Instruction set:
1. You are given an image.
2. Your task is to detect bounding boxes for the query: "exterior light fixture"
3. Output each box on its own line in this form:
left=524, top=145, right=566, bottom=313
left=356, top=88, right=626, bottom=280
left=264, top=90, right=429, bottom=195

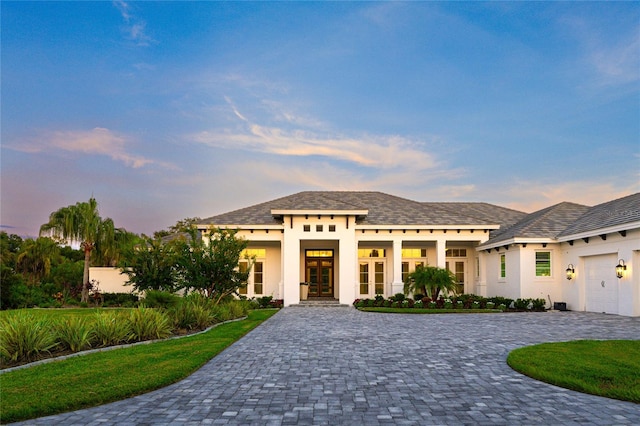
left=565, top=264, right=575, bottom=280
left=616, top=260, right=626, bottom=279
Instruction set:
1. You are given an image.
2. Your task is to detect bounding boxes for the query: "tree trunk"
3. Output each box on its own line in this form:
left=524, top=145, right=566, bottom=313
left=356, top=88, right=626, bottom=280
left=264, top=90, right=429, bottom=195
left=81, top=246, right=91, bottom=303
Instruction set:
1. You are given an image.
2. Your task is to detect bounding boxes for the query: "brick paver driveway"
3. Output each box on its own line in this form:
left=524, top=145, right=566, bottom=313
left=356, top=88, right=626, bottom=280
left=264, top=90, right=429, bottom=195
left=18, top=307, right=640, bottom=425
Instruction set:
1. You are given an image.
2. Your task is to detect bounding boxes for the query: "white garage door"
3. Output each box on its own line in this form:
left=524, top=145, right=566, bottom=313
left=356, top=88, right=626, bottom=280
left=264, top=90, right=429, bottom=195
left=584, top=254, right=619, bottom=315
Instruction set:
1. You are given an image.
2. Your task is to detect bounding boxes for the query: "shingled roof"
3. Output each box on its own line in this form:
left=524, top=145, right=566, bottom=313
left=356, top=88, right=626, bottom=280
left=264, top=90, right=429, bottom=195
left=557, top=192, right=640, bottom=239
left=478, top=202, right=591, bottom=248
left=199, top=191, right=525, bottom=228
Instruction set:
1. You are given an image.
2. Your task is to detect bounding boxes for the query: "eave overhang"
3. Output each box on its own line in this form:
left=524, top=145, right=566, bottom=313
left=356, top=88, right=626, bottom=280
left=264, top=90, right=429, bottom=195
left=477, top=237, right=557, bottom=251
left=557, top=221, right=640, bottom=243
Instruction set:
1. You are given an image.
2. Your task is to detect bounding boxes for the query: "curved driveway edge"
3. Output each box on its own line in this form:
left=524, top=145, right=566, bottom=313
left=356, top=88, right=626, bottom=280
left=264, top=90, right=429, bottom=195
left=15, top=308, right=640, bottom=425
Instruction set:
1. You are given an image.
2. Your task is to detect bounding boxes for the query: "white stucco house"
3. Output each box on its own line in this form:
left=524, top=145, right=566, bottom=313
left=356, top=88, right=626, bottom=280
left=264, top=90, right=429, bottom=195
left=196, top=191, right=639, bottom=316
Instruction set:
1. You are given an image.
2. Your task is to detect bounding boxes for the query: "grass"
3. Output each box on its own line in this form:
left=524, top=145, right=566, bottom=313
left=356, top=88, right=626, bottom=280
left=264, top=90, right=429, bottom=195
left=0, top=307, right=130, bottom=320
left=507, top=340, right=640, bottom=403
left=358, top=307, right=501, bottom=314
left=0, top=309, right=278, bottom=424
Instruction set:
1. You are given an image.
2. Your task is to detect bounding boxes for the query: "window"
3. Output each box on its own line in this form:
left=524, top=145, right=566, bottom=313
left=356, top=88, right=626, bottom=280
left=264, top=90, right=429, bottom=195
left=306, top=250, right=333, bottom=257
left=328, top=225, right=336, bottom=232
left=241, top=249, right=266, bottom=258
left=316, top=225, right=323, bottom=232
left=358, top=249, right=386, bottom=258
left=402, top=248, right=427, bottom=258
left=446, top=248, right=467, bottom=257
left=303, top=225, right=310, bottom=232
left=535, top=251, right=551, bottom=277
left=238, top=262, right=248, bottom=295
left=253, top=262, right=263, bottom=294
left=500, top=254, right=506, bottom=279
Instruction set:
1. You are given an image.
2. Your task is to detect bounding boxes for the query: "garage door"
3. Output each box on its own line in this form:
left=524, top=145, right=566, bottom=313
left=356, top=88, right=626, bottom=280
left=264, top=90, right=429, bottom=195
left=584, top=254, right=619, bottom=314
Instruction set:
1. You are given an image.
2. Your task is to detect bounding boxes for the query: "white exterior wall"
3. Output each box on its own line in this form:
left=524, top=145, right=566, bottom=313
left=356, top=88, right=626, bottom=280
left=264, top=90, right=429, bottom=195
left=560, top=229, right=639, bottom=317
left=89, top=267, right=133, bottom=294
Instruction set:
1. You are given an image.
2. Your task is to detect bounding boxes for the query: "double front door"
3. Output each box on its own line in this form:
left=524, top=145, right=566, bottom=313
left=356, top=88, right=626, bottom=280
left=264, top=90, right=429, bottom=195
left=306, top=258, right=334, bottom=297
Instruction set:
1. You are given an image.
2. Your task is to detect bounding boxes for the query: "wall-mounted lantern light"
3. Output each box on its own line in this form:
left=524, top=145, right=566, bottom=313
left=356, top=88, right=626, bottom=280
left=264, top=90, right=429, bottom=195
left=566, top=264, right=575, bottom=280
left=616, top=259, right=626, bottom=279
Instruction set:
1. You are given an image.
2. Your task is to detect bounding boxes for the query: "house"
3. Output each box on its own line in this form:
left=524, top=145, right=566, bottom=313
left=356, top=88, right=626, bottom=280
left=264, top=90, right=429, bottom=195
left=478, top=193, right=639, bottom=316
left=197, top=191, right=639, bottom=316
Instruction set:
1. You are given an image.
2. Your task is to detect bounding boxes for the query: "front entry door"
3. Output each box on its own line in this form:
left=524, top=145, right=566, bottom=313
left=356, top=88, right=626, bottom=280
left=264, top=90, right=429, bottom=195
left=306, top=258, right=334, bottom=297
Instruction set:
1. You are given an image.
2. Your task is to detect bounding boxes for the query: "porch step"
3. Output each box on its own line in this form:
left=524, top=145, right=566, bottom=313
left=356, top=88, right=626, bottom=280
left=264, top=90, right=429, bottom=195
left=294, top=299, right=350, bottom=308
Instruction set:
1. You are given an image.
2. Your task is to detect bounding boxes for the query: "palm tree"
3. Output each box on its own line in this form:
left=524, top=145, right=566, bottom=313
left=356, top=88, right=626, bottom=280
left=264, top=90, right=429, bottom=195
left=404, top=265, right=459, bottom=300
left=15, top=237, right=60, bottom=285
left=40, top=198, right=117, bottom=303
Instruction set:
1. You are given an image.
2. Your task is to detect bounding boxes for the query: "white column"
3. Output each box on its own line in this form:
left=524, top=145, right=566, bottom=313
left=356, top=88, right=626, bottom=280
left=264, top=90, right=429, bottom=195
left=338, top=222, right=357, bottom=305
left=391, top=238, right=404, bottom=296
left=282, top=220, right=301, bottom=306
left=435, top=238, right=447, bottom=268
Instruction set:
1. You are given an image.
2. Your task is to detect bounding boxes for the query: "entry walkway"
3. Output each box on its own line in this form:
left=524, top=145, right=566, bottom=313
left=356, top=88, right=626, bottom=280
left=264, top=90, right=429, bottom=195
left=17, top=308, right=640, bottom=425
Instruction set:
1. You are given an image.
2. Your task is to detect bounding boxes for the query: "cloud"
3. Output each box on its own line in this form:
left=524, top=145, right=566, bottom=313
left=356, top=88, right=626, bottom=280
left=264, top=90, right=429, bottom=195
left=496, top=179, right=640, bottom=213
left=112, top=1, right=154, bottom=46
left=192, top=102, right=440, bottom=171
left=9, top=127, right=175, bottom=169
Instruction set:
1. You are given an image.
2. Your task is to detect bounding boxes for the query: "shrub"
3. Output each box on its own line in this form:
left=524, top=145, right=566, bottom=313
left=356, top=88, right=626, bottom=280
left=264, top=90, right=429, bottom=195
left=142, top=290, right=181, bottom=309
left=374, top=294, right=384, bottom=302
left=93, top=311, right=132, bottom=347
left=366, top=299, right=375, bottom=308
left=256, top=296, right=273, bottom=308
left=532, top=298, right=546, bottom=311
left=269, top=299, right=283, bottom=308
left=421, top=297, right=432, bottom=304
left=128, top=307, right=172, bottom=341
left=102, top=292, right=139, bottom=307
left=514, top=298, right=530, bottom=310
left=225, top=300, right=248, bottom=319
left=392, top=293, right=405, bottom=302
left=0, top=311, right=57, bottom=363
left=54, top=316, right=95, bottom=352
left=212, top=304, right=232, bottom=322
left=428, top=301, right=437, bottom=309
left=414, top=300, right=423, bottom=308
left=384, top=299, right=392, bottom=308
left=486, top=301, right=495, bottom=309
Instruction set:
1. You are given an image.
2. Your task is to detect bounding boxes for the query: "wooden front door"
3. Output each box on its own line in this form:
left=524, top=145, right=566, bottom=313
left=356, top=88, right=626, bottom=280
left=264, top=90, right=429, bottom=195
left=306, top=255, right=334, bottom=297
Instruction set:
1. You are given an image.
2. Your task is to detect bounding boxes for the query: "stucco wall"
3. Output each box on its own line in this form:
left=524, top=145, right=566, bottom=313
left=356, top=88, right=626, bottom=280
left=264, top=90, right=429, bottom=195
left=89, top=267, right=132, bottom=294
left=559, top=229, right=639, bottom=317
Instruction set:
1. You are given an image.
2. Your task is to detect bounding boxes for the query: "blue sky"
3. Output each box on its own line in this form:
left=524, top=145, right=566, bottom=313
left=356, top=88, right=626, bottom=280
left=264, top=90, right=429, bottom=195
left=2, top=1, right=639, bottom=238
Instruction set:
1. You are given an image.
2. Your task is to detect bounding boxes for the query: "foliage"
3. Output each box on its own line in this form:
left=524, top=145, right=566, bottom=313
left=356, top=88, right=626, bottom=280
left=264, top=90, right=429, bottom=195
left=15, top=237, right=60, bottom=284
left=176, top=228, right=251, bottom=304
left=120, top=236, right=181, bottom=293
left=0, top=310, right=277, bottom=424
left=404, top=265, right=459, bottom=300
left=40, top=198, right=124, bottom=303
left=54, top=316, right=95, bottom=352
left=92, top=311, right=132, bottom=347
left=0, top=311, right=57, bottom=363
left=508, top=340, right=640, bottom=403
left=141, top=290, right=181, bottom=309
left=354, top=294, right=547, bottom=313
left=127, top=307, right=173, bottom=342
left=101, top=292, right=139, bottom=308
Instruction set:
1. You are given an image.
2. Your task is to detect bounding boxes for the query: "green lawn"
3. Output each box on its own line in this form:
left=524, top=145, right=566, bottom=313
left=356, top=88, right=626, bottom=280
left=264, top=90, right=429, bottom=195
left=0, top=309, right=278, bottom=424
left=507, top=340, right=640, bottom=403
left=0, top=307, right=131, bottom=320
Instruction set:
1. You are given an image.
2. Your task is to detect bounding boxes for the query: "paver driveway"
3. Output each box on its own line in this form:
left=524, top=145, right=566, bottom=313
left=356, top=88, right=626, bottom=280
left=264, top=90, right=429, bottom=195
left=17, top=307, right=640, bottom=425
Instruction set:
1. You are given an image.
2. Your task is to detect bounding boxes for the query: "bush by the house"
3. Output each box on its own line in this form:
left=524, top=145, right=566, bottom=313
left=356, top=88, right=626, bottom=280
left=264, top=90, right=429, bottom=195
left=353, top=294, right=546, bottom=313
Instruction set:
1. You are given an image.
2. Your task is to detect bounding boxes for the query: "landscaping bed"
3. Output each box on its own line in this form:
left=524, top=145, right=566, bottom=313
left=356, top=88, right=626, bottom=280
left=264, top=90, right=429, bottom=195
left=354, top=293, right=547, bottom=312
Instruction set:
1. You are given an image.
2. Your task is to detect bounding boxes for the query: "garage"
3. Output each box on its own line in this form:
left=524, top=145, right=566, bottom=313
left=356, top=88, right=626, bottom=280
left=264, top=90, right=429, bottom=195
left=584, top=254, right=619, bottom=314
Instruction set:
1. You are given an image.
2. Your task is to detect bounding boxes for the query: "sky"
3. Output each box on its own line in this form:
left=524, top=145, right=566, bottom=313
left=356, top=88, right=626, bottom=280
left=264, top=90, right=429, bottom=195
left=2, top=1, right=639, bottom=238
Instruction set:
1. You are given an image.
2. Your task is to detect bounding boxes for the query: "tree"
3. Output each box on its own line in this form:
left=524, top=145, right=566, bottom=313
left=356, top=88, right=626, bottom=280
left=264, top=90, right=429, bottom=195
left=177, top=227, right=251, bottom=304
left=120, top=236, right=181, bottom=293
left=15, top=237, right=60, bottom=285
left=40, top=197, right=120, bottom=303
left=404, top=265, right=459, bottom=300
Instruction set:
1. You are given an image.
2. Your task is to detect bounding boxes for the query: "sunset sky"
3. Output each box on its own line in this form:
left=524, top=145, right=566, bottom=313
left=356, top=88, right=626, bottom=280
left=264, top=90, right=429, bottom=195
left=2, top=1, right=639, bottom=238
